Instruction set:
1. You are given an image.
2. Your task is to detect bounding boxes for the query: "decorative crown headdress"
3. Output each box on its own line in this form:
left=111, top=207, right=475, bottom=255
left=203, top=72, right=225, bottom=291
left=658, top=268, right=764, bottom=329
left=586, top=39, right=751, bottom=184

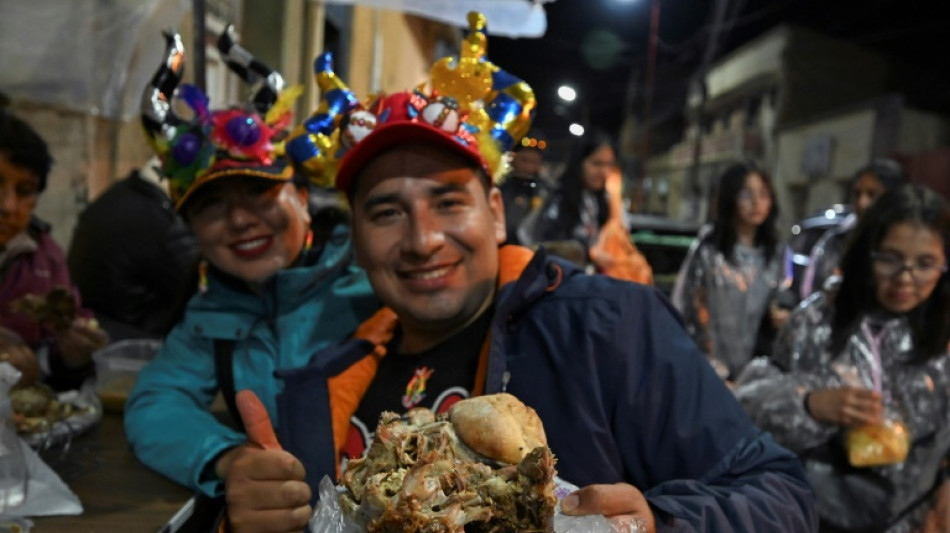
left=284, top=11, right=537, bottom=194
left=140, top=26, right=302, bottom=209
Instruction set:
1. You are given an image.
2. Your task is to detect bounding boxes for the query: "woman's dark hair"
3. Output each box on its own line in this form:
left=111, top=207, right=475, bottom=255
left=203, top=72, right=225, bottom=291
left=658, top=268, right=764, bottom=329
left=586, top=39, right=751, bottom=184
left=847, top=158, right=906, bottom=202
left=706, top=161, right=780, bottom=263
left=556, top=131, right=615, bottom=234
left=0, top=111, right=53, bottom=192
left=831, top=184, right=950, bottom=360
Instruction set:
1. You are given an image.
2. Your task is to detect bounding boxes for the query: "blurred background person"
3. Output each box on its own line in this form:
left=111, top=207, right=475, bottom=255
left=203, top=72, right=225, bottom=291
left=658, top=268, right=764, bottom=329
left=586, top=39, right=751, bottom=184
left=499, top=141, right=548, bottom=245
left=67, top=156, right=198, bottom=341
left=800, top=158, right=906, bottom=298
left=526, top=131, right=614, bottom=249
left=734, top=184, right=950, bottom=532
left=0, top=111, right=107, bottom=390
left=524, top=131, right=652, bottom=283
left=672, top=161, right=784, bottom=382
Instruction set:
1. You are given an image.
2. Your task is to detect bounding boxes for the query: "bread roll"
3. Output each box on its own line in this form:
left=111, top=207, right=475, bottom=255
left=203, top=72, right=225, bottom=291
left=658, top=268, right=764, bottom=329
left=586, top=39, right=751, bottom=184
left=449, top=393, right=547, bottom=464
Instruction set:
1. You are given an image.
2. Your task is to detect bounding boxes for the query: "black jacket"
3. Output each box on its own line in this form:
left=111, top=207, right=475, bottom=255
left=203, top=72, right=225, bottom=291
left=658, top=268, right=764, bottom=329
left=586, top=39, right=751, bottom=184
left=67, top=172, right=197, bottom=340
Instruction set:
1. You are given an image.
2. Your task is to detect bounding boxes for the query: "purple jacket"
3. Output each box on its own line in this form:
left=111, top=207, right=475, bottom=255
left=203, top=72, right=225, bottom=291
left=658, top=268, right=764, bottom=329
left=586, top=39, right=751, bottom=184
left=1, top=219, right=92, bottom=389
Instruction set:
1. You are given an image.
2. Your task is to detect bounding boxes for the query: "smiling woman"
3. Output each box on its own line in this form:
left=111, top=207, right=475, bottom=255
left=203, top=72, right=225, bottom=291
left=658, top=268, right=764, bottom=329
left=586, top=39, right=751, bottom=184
left=185, top=178, right=312, bottom=288
left=121, top=31, right=380, bottom=517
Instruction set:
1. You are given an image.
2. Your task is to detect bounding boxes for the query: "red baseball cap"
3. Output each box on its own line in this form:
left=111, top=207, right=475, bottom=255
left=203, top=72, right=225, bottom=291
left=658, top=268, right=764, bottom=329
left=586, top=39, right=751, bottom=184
left=334, top=92, right=494, bottom=196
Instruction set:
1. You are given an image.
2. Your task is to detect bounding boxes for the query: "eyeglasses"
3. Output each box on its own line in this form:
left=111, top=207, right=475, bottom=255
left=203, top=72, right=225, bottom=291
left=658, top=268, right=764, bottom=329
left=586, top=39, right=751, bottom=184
left=870, top=251, right=948, bottom=282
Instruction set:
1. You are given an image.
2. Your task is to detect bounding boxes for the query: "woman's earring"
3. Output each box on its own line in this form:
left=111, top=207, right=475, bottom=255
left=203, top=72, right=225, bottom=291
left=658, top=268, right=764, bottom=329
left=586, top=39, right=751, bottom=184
left=304, top=229, right=314, bottom=253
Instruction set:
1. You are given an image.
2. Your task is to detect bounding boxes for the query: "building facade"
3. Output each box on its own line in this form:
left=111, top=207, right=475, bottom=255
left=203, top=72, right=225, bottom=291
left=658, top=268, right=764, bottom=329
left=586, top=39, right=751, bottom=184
left=2, top=0, right=458, bottom=249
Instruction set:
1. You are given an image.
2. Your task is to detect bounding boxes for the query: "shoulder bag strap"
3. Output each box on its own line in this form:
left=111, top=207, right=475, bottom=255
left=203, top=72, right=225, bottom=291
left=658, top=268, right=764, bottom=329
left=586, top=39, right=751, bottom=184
left=213, top=339, right=244, bottom=433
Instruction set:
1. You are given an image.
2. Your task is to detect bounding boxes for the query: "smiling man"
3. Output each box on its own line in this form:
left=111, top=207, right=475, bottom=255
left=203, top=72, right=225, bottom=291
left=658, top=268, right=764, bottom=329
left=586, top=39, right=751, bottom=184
left=222, top=89, right=819, bottom=533
left=350, top=143, right=503, bottom=354
left=217, top=12, right=817, bottom=533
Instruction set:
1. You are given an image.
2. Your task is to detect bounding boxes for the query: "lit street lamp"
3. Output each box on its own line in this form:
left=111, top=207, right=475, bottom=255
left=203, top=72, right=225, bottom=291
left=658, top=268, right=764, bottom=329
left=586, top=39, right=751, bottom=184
left=557, top=85, right=577, bottom=102
left=569, top=123, right=585, bottom=136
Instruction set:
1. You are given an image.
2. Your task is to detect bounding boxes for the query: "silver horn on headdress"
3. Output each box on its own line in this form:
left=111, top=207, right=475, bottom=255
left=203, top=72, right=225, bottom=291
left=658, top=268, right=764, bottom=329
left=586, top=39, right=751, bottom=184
left=216, top=24, right=286, bottom=116
left=141, top=30, right=186, bottom=151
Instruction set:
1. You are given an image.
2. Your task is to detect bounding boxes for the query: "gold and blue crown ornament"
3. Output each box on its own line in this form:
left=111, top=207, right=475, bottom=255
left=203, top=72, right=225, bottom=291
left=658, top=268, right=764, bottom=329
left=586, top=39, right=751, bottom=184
left=283, top=52, right=359, bottom=189
left=284, top=11, right=536, bottom=195
left=141, top=26, right=303, bottom=210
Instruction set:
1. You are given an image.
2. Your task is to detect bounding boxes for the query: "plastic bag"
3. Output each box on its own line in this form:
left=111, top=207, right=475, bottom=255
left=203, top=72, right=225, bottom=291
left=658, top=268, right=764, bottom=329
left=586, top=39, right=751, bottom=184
left=834, top=361, right=911, bottom=467
left=309, top=475, right=646, bottom=533
left=0, top=363, right=28, bottom=514
left=846, top=410, right=911, bottom=468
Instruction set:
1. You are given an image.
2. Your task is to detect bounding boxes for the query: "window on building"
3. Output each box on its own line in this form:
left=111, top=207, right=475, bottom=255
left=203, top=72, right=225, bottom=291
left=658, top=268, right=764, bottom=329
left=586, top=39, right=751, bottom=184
left=207, top=0, right=240, bottom=23
left=745, top=96, right=761, bottom=127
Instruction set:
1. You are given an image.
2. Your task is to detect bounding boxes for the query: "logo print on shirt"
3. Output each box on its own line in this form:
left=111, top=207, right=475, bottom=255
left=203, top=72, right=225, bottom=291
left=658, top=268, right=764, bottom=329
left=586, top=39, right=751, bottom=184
left=402, top=366, right=434, bottom=409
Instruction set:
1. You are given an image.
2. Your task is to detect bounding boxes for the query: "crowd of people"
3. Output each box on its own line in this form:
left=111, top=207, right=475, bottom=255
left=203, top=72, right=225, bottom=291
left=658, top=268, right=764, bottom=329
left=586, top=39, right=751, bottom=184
left=2, top=11, right=949, bottom=533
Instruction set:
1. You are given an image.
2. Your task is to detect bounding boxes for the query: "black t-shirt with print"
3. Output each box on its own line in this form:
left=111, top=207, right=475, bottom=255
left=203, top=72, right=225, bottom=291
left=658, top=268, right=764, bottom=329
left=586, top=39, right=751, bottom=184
left=343, top=307, right=493, bottom=462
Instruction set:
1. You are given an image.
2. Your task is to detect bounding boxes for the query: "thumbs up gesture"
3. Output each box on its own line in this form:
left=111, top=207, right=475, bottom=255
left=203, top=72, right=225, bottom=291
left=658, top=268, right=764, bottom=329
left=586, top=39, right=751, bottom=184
left=220, top=390, right=312, bottom=533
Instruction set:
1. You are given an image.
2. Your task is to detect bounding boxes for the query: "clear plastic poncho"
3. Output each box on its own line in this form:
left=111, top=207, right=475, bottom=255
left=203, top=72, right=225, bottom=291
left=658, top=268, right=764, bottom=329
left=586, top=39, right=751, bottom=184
left=671, top=226, right=784, bottom=379
left=733, top=292, right=950, bottom=531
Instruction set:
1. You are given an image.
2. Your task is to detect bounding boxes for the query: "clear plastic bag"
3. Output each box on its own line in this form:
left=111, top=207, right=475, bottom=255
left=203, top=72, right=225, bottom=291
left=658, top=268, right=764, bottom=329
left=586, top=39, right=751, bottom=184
left=309, top=475, right=646, bottom=533
left=845, top=408, right=911, bottom=468
left=834, top=361, right=911, bottom=468
left=0, top=363, right=28, bottom=514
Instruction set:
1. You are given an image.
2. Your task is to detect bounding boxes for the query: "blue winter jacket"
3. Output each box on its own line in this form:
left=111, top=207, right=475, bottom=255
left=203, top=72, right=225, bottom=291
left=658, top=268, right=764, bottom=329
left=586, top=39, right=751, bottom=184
left=278, top=246, right=818, bottom=532
left=124, top=228, right=379, bottom=496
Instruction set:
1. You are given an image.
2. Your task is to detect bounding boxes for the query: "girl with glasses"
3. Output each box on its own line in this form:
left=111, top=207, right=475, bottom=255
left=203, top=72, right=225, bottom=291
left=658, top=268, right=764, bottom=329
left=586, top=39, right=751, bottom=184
left=735, top=184, right=950, bottom=532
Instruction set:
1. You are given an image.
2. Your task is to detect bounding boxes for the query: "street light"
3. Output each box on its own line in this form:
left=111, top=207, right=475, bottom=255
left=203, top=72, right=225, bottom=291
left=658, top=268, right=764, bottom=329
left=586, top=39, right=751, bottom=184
left=569, top=123, right=585, bottom=136
left=557, top=85, right=577, bottom=102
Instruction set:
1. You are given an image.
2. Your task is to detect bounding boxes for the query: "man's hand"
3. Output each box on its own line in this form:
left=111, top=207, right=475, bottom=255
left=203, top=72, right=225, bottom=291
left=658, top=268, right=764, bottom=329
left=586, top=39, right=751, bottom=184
left=223, top=390, right=312, bottom=533
left=806, top=387, right=883, bottom=427
left=0, top=326, right=39, bottom=386
left=561, top=483, right=656, bottom=533
left=56, top=318, right=109, bottom=368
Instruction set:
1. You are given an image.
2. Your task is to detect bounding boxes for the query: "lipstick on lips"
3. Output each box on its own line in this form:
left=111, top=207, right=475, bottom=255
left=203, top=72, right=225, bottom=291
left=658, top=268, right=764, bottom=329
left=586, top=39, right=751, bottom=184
left=231, top=235, right=273, bottom=258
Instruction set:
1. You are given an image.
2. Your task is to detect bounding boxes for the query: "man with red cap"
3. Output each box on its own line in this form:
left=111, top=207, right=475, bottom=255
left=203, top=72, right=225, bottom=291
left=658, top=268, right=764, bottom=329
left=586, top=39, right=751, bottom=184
left=221, top=12, right=817, bottom=533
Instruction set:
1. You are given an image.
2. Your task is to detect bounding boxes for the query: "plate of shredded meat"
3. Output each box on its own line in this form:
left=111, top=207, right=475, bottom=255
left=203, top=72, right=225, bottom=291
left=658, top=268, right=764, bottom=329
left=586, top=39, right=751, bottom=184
left=324, top=393, right=558, bottom=533
left=11, top=381, right=101, bottom=449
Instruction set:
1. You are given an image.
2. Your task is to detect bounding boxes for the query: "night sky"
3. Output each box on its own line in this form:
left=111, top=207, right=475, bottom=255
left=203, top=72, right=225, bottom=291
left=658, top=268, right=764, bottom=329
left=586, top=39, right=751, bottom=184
left=489, top=0, right=950, bottom=148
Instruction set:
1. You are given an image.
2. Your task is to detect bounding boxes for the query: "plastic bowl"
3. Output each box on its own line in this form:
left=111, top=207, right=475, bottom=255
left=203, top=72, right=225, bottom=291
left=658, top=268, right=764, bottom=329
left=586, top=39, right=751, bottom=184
left=92, top=339, right=161, bottom=412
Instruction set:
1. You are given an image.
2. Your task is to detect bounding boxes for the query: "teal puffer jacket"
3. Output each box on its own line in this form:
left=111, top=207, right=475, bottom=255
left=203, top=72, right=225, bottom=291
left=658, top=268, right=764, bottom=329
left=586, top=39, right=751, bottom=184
left=124, top=229, right=379, bottom=496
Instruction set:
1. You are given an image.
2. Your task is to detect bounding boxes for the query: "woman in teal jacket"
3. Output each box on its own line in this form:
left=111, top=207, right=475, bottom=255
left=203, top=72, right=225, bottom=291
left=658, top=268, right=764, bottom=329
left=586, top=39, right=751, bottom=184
left=123, top=32, right=377, bottom=497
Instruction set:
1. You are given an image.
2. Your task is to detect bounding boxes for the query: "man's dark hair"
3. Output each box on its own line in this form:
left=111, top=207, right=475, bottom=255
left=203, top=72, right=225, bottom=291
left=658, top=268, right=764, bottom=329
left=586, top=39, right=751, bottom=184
left=831, top=184, right=950, bottom=360
left=706, top=160, right=780, bottom=264
left=0, top=111, right=53, bottom=192
left=512, top=143, right=542, bottom=155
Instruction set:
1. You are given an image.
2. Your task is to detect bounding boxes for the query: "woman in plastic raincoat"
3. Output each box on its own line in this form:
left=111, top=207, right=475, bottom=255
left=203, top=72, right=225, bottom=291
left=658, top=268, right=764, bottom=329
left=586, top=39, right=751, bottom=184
left=671, top=161, right=784, bottom=380
left=523, top=132, right=652, bottom=284
left=801, top=158, right=906, bottom=298
left=735, top=184, right=950, bottom=532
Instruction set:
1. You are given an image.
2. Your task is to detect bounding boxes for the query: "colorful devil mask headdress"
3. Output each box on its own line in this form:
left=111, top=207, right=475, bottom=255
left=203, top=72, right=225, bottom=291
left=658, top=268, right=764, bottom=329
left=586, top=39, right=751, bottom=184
left=141, top=26, right=301, bottom=210
left=284, top=11, right=536, bottom=196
